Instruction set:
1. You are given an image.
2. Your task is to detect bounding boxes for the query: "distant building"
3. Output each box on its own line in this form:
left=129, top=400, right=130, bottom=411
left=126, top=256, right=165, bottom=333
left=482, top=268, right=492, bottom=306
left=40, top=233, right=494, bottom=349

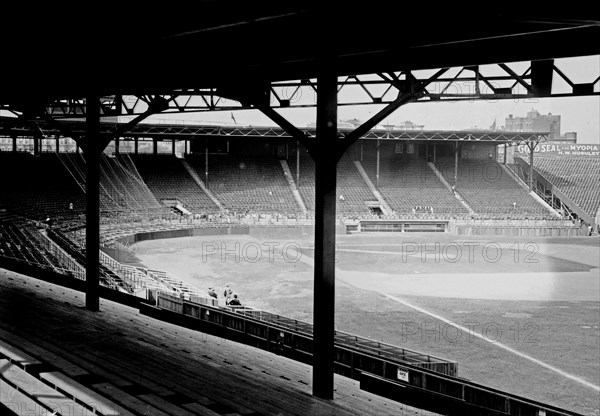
left=504, top=109, right=576, bottom=143
left=380, top=120, right=425, bottom=131
left=308, top=119, right=425, bottom=131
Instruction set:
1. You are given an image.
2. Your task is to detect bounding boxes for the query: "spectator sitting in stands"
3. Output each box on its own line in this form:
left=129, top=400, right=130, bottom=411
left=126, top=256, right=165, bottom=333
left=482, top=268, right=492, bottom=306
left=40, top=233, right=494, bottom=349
left=228, top=294, right=241, bottom=306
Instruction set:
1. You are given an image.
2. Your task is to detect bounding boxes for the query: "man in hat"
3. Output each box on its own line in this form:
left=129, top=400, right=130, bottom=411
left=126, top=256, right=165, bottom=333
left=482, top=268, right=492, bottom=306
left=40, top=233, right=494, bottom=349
left=207, top=287, right=217, bottom=299
left=224, top=285, right=233, bottom=305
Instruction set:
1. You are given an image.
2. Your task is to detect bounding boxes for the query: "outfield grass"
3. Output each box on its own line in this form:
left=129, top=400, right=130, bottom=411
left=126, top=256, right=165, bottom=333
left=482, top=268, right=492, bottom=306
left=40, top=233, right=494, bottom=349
left=134, top=232, right=600, bottom=415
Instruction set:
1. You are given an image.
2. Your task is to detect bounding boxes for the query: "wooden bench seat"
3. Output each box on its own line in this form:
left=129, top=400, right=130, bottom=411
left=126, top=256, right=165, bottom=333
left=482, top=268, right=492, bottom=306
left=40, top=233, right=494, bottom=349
left=0, top=339, right=43, bottom=370
left=1, top=332, right=134, bottom=390
left=0, top=329, right=89, bottom=378
left=1, top=378, right=47, bottom=416
left=40, top=371, right=135, bottom=416
left=0, top=359, right=89, bottom=416
left=91, top=383, right=170, bottom=416
left=180, top=402, right=222, bottom=416
left=136, top=394, right=197, bottom=416
left=0, top=270, right=439, bottom=416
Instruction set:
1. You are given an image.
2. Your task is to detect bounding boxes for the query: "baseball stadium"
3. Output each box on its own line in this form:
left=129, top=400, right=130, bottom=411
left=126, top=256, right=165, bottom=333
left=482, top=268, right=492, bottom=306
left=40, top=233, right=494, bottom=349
left=0, top=7, right=599, bottom=416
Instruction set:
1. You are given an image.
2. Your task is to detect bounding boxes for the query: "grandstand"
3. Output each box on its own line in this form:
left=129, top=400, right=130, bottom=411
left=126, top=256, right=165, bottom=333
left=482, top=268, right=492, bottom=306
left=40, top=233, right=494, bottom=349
left=0, top=152, right=85, bottom=221
left=185, top=153, right=301, bottom=214
left=131, top=154, right=220, bottom=215
left=362, top=156, right=468, bottom=217
left=288, top=145, right=378, bottom=216
left=514, top=154, right=600, bottom=222
left=0, top=220, right=57, bottom=269
left=435, top=158, right=555, bottom=219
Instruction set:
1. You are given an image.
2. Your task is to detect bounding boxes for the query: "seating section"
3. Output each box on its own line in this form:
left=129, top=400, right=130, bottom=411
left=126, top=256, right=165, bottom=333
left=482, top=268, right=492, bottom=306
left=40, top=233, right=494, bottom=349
left=101, top=154, right=162, bottom=211
left=529, top=156, right=600, bottom=217
left=45, top=228, right=131, bottom=293
left=0, top=337, right=136, bottom=416
left=337, top=155, right=379, bottom=214
left=58, top=152, right=164, bottom=213
left=131, top=154, right=219, bottom=214
left=0, top=220, right=57, bottom=268
left=287, top=150, right=374, bottom=215
left=287, top=149, right=316, bottom=211
left=0, top=153, right=85, bottom=221
left=436, top=159, right=551, bottom=218
left=186, top=154, right=301, bottom=214
left=363, top=157, right=468, bottom=215
left=1, top=358, right=93, bottom=416
left=0, top=149, right=592, bottom=224
left=0, top=272, right=430, bottom=416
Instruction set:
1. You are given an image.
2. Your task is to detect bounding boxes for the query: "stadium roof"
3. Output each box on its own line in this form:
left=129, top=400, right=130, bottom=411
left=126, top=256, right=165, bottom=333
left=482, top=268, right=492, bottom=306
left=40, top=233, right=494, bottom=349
left=0, top=117, right=549, bottom=143
left=1, top=4, right=599, bottom=104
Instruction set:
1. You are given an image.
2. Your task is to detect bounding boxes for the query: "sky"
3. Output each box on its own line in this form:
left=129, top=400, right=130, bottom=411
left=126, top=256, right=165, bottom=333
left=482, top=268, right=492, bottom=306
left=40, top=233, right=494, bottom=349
left=146, top=56, right=599, bottom=144
left=163, top=95, right=599, bottom=144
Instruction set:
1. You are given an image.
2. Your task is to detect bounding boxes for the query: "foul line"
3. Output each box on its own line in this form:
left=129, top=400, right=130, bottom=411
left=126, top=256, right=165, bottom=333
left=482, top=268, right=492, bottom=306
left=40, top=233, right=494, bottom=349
left=382, top=293, right=600, bottom=392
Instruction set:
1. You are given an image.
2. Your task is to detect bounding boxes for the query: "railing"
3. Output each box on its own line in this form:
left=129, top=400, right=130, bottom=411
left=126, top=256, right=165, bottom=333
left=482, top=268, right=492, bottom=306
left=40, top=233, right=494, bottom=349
left=37, top=229, right=86, bottom=280
left=153, top=292, right=457, bottom=377
left=98, top=250, right=169, bottom=296
left=143, top=268, right=205, bottom=297
left=360, top=370, right=583, bottom=416
left=151, top=291, right=581, bottom=416
left=231, top=306, right=452, bottom=371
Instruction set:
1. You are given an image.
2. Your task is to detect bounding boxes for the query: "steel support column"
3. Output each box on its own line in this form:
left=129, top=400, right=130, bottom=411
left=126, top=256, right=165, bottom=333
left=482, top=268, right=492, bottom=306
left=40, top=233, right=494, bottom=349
left=172, top=138, right=176, bottom=155
left=205, top=138, right=209, bottom=188
left=312, top=68, right=338, bottom=400
left=433, top=144, right=437, bottom=164
left=33, top=135, right=39, bottom=156
left=85, top=94, right=100, bottom=312
left=376, top=139, right=380, bottom=188
left=55, top=135, right=60, bottom=153
left=134, top=137, right=138, bottom=154
left=12, top=135, right=17, bottom=152
left=528, top=142, right=535, bottom=191
left=114, top=137, right=119, bottom=155
left=153, top=139, right=158, bottom=155
left=504, top=144, right=507, bottom=165
left=454, top=142, right=459, bottom=187
left=296, top=142, right=300, bottom=185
